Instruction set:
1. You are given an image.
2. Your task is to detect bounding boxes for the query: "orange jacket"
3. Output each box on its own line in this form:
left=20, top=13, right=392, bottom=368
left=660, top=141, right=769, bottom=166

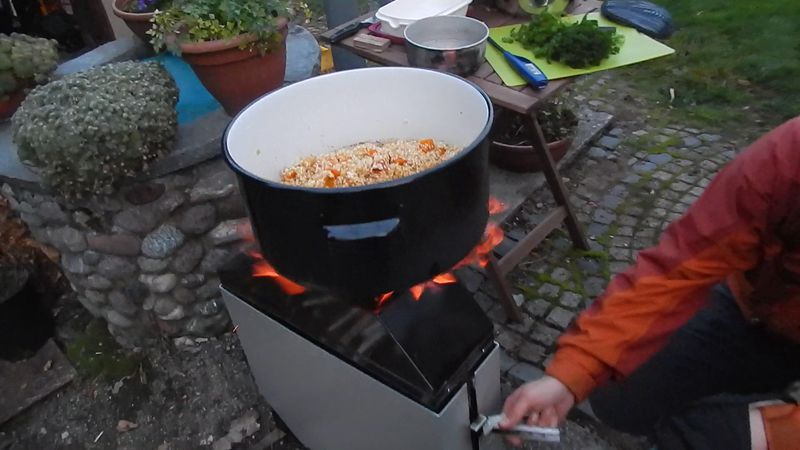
left=546, top=117, right=800, bottom=448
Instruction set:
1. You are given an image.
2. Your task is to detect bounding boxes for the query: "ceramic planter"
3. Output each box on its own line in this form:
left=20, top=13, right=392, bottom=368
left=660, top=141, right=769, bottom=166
left=112, top=0, right=156, bottom=44
left=489, top=138, right=572, bottom=172
left=181, top=22, right=288, bottom=116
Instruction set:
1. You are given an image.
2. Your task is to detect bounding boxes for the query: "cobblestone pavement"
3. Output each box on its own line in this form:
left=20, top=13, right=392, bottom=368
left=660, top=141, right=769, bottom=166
left=458, top=74, right=751, bottom=448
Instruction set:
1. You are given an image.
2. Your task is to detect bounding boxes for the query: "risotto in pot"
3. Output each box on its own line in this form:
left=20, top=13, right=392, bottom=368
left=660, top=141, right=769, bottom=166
left=280, top=138, right=462, bottom=188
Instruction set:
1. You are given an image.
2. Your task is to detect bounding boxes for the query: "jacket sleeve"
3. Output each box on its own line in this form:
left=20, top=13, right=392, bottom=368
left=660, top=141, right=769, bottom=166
left=545, top=117, right=800, bottom=402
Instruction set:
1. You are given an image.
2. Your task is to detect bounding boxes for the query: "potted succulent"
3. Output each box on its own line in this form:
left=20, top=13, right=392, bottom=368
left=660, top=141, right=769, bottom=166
left=12, top=61, right=178, bottom=198
left=0, top=33, right=58, bottom=120
left=149, top=0, right=291, bottom=115
left=489, top=101, right=578, bottom=172
left=112, top=0, right=172, bottom=43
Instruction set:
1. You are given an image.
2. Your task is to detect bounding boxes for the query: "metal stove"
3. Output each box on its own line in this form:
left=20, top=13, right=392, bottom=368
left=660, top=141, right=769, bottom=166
left=219, top=254, right=501, bottom=450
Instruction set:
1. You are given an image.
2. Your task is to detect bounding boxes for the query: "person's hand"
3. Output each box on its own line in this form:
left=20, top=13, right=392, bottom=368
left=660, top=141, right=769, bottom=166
left=499, top=375, right=575, bottom=445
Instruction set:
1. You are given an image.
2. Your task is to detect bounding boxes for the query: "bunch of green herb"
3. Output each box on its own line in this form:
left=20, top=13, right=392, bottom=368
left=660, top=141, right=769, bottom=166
left=149, top=0, right=291, bottom=55
left=505, top=12, right=624, bottom=68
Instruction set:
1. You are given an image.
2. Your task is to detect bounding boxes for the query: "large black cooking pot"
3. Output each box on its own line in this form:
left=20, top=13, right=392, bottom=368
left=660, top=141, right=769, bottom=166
left=224, top=67, right=493, bottom=301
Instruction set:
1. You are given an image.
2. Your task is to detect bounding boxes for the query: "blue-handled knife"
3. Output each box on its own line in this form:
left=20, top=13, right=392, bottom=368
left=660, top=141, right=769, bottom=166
left=487, top=36, right=549, bottom=89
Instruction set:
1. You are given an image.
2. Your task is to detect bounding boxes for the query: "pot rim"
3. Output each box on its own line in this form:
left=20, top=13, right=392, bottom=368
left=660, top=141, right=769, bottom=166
left=404, top=16, right=489, bottom=51
left=111, top=0, right=155, bottom=20
left=179, top=18, right=288, bottom=54
left=222, top=67, right=494, bottom=195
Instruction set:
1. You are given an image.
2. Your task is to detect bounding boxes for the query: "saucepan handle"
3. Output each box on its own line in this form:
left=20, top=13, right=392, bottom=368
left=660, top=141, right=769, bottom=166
left=324, top=218, right=400, bottom=241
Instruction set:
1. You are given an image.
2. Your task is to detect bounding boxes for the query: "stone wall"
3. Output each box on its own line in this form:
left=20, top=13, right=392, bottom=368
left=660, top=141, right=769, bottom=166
left=1, top=157, right=248, bottom=347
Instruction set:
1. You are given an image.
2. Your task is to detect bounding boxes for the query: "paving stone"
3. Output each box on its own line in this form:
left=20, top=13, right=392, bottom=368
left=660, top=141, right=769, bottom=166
left=587, top=147, right=607, bottom=158
left=616, top=226, right=633, bottom=237
left=599, top=194, right=624, bottom=210
left=654, top=135, right=672, bottom=144
left=661, top=162, right=683, bottom=174
left=576, top=257, right=600, bottom=275
left=495, top=330, right=522, bottom=352
left=551, top=268, right=571, bottom=283
left=523, top=299, right=550, bottom=318
left=700, top=160, right=719, bottom=171
left=508, top=362, right=545, bottom=385
left=647, top=153, right=672, bottom=165
left=538, top=283, right=560, bottom=298
left=682, top=136, right=702, bottom=148
left=518, top=341, right=546, bottom=364
left=622, top=173, right=642, bottom=184
left=583, top=277, right=606, bottom=298
left=545, top=307, right=575, bottom=330
left=507, top=314, right=534, bottom=334
left=609, top=247, right=631, bottom=261
left=690, top=186, right=705, bottom=197
left=698, top=133, right=722, bottom=142
left=609, top=261, right=629, bottom=274
left=684, top=127, right=700, bottom=134
left=499, top=349, right=517, bottom=373
left=592, top=209, right=616, bottom=225
left=662, top=190, right=682, bottom=201
left=632, top=129, right=648, bottom=136
left=643, top=217, right=661, bottom=228
left=597, top=135, right=621, bottom=149
left=652, top=208, right=668, bottom=218
left=698, top=178, right=711, bottom=188
left=667, top=212, right=683, bottom=222
left=612, top=236, right=630, bottom=248
left=529, top=323, right=562, bottom=347
left=633, top=161, right=657, bottom=174
left=670, top=181, right=692, bottom=192
left=618, top=215, right=637, bottom=227
left=652, top=171, right=672, bottom=181
left=626, top=206, right=644, bottom=216
left=637, top=228, right=656, bottom=239
left=559, top=291, right=583, bottom=309
left=456, top=268, right=484, bottom=293
left=586, top=222, right=609, bottom=238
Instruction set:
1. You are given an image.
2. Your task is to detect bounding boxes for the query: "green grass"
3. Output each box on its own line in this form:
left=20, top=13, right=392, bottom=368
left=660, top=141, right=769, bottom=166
left=621, top=0, right=800, bottom=129
left=65, top=319, right=144, bottom=380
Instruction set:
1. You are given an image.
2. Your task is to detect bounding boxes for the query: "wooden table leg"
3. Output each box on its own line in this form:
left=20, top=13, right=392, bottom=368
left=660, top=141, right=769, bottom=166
left=484, top=112, right=590, bottom=322
left=486, top=257, right=524, bottom=322
left=525, top=114, right=589, bottom=250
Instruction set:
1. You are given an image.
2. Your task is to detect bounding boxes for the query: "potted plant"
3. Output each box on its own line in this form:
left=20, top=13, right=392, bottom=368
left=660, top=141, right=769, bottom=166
left=12, top=61, right=178, bottom=198
left=149, top=0, right=291, bottom=115
left=112, top=0, right=171, bottom=44
left=0, top=33, right=58, bottom=120
left=489, top=101, right=578, bottom=172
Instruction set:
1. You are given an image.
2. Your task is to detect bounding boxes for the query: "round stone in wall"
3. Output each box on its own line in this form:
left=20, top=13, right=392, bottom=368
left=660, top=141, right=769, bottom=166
left=97, top=255, right=136, bottom=279
left=178, top=204, right=217, bottom=235
left=139, top=273, right=177, bottom=294
left=138, top=256, right=171, bottom=273
left=170, top=241, right=204, bottom=274
left=142, top=225, right=185, bottom=258
left=109, top=290, right=139, bottom=316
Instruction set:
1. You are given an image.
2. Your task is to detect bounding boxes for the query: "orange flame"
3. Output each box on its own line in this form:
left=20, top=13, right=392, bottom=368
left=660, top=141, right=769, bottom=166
left=247, top=252, right=307, bottom=296
left=375, top=198, right=506, bottom=306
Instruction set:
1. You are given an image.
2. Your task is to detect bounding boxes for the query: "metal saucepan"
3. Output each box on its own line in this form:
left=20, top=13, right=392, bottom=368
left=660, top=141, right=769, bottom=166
left=404, top=16, right=489, bottom=77
left=223, top=67, right=493, bottom=302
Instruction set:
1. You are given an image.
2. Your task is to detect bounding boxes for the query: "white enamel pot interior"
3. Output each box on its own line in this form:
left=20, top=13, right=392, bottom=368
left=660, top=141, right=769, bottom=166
left=224, top=67, right=491, bottom=187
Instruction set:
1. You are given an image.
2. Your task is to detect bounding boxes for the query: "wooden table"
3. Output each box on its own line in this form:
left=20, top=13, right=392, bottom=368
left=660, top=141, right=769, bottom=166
left=322, top=0, right=597, bottom=321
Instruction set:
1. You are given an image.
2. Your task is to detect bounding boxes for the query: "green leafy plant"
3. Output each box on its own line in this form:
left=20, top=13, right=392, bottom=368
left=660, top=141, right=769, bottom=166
left=12, top=61, right=178, bottom=198
left=506, top=12, right=624, bottom=68
left=0, top=33, right=58, bottom=99
left=149, top=0, right=291, bottom=55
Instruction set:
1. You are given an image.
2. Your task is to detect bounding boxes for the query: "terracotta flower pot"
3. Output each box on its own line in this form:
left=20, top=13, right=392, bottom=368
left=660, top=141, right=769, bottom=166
left=180, top=22, right=288, bottom=116
left=0, top=88, right=28, bottom=121
left=489, top=138, right=572, bottom=173
left=112, top=0, right=155, bottom=44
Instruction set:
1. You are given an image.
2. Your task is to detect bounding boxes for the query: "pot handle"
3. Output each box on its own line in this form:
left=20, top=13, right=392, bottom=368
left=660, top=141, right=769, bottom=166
left=324, top=218, right=400, bottom=241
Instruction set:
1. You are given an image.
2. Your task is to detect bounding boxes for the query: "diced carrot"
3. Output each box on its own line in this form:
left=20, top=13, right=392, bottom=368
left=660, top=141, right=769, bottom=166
left=418, top=139, right=435, bottom=153
left=324, top=176, right=335, bottom=188
left=285, top=171, right=297, bottom=180
left=330, top=169, right=341, bottom=177
left=366, top=149, right=378, bottom=156
left=395, top=158, right=407, bottom=166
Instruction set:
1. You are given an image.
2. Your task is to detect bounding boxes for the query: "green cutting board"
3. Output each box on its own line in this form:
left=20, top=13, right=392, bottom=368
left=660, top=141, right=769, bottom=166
left=486, top=12, right=675, bottom=86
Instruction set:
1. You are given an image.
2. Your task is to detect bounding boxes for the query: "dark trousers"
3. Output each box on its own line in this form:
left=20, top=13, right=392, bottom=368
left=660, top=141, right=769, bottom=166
left=589, top=284, right=800, bottom=450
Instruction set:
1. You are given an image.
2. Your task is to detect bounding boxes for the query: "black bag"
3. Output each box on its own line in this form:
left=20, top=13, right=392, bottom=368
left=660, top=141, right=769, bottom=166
left=601, top=0, right=675, bottom=40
